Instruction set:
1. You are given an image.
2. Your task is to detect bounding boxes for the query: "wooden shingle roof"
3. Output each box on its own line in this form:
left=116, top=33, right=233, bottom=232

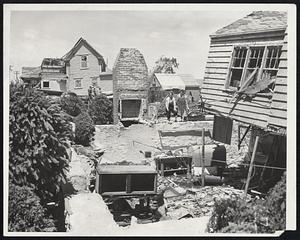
left=211, top=11, right=287, bottom=37
left=20, top=67, right=41, bottom=79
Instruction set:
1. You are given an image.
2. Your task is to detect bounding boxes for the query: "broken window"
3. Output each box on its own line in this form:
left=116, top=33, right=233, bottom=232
left=81, top=55, right=88, bottom=68
left=228, top=47, right=248, bottom=88
left=226, top=45, right=282, bottom=91
left=261, top=46, right=282, bottom=90
left=42, top=81, right=49, bottom=88
left=74, top=78, right=82, bottom=88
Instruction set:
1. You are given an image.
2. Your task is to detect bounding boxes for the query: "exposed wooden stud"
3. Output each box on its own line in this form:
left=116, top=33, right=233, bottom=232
left=201, top=128, right=205, bottom=187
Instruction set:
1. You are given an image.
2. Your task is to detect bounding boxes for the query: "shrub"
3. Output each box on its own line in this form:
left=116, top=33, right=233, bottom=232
left=264, top=172, right=286, bottom=230
left=60, top=92, right=85, bottom=117
left=9, top=85, right=72, bottom=203
left=88, top=94, right=113, bottom=125
left=207, top=173, right=286, bottom=233
left=74, top=111, right=95, bottom=146
left=8, top=183, right=56, bottom=232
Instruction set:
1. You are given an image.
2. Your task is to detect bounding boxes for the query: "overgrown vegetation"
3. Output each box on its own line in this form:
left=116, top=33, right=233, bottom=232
left=207, top=172, right=286, bottom=233
left=9, top=85, right=72, bottom=203
left=60, top=92, right=85, bottom=117
left=74, top=111, right=95, bottom=146
left=88, top=94, right=113, bottom=124
left=8, top=183, right=56, bottom=232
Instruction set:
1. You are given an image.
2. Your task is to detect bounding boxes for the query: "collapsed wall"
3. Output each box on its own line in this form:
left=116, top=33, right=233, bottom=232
left=113, top=48, right=149, bottom=124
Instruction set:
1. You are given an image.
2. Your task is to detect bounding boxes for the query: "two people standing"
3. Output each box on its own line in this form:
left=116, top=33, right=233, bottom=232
left=165, top=90, right=189, bottom=122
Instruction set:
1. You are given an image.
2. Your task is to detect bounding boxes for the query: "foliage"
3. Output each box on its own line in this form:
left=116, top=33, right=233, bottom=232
left=8, top=183, right=56, bottom=232
left=88, top=94, right=113, bottom=125
left=74, top=111, right=95, bottom=146
left=264, top=172, right=286, bottom=230
left=207, top=173, right=286, bottom=233
left=60, top=92, right=85, bottom=117
left=153, top=56, right=179, bottom=74
left=9, top=85, right=72, bottom=203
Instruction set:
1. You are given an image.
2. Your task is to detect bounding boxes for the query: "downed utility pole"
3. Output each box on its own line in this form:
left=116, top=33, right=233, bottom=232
left=244, top=135, right=259, bottom=198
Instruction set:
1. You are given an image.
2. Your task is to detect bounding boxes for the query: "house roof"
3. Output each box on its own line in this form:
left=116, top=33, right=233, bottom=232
left=62, top=37, right=106, bottom=67
left=20, top=67, right=41, bottom=79
left=178, top=74, right=200, bottom=88
left=211, top=11, right=287, bottom=37
left=154, top=73, right=185, bottom=90
left=97, top=164, right=157, bottom=174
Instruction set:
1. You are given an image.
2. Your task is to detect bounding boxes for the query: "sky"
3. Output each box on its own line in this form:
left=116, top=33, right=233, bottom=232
left=9, top=9, right=251, bottom=79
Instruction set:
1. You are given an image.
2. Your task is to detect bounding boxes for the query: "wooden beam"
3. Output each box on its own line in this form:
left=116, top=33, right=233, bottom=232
left=244, top=136, right=259, bottom=198
left=201, top=128, right=205, bottom=187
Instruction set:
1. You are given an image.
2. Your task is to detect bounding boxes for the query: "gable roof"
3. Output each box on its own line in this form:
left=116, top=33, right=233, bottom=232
left=154, top=73, right=185, bottom=90
left=20, top=67, right=41, bottom=79
left=178, top=74, right=199, bottom=88
left=211, top=11, right=287, bottom=38
left=62, top=37, right=106, bottom=67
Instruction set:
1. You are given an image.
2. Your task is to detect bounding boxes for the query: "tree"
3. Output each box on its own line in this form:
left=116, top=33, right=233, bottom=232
left=8, top=183, right=56, bottom=232
left=88, top=94, right=113, bottom=125
left=153, top=56, right=179, bottom=74
left=9, top=85, right=72, bottom=203
left=60, top=92, right=85, bottom=117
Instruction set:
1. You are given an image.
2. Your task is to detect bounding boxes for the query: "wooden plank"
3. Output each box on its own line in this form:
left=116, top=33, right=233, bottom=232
left=270, top=101, right=287, bottom=110
left=207, top=104, right=269, bottom=122
left=204, top=73, right=227, bottom=80
left=272, top=93, right=287, bottom=102
left=210, top=40, right=284, bottom=47
left=206, top=57, right=231, bottom=63
left=268, top=117, right=287, bottom=128
left=277, top=68, right=287, bottom=77
left=205, top=62, right=229, bottom=69
left=203, top=95, right=272, bottom=109
left=205, top=107, right=267, bottom=128
left=275, top=77, right=287, bottom=85
left=202, top=79, right=225, bottom=86
left=269, top=109, right=287, bottom=119
left=209, top=45, right=233, bottom=52
left=205, top=67, right=228, bottom=74
left=158, top=129, right=211, bottom=137
left=274, top=85, right=287, bottom=94
left=279, top=50, right=287, bottom=60
left=208, top=51, right=232, bottom=58
left=244, top=136, right=259, bottom=198
left=205, top=99, right=271, bottom=115
left=202, top=89, right=272, bottom=103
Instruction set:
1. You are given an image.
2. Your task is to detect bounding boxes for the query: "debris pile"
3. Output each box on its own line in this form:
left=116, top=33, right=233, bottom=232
left=157, top=175, right=251, bottom=220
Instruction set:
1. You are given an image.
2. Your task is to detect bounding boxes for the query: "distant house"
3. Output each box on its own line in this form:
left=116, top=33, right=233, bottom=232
left=20, top=67, right=41, bottom=87
left=151, top=73, right=201, bottom=102
left=62, top=38, right=108, bottom=96
left=20, top=38, right=113, bottom=96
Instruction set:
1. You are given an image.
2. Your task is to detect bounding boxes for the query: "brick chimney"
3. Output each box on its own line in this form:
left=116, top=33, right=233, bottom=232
left=113, top=48, right=149, bottom=124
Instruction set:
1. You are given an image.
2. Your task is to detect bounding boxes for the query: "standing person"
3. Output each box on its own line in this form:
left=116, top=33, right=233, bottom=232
left=165, top=91, right=177, bottom=122
left=177, top=90, right=189, bottom=121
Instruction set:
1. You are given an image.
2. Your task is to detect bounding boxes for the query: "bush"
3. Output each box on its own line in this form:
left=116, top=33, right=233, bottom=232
left=74, top=111, right=95, bottom=146
left=264, top=172, right=286, bottom=230
left=60, top=92, right=85, bottom=117
left=88, top=94, right=113, bottom=125
left=207, top=173, right=286, bottom=233
left=9, top=85, right=72, bottom=203
left=8, top=183, right=56, bottom=232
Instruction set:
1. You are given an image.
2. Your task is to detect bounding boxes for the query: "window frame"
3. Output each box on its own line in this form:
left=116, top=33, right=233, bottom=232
left=225, top=44, right=282, bottom=90
left=80, top=55, right=88, bottom=69
left=74, top=78, right=82, bottom=89
left=42, top=81, right=50, bottom=88
left=91, top=77, right=98, bottom=87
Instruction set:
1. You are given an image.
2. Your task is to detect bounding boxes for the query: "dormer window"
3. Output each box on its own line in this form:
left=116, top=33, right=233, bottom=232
left=81, top=55, right=88, bottom=68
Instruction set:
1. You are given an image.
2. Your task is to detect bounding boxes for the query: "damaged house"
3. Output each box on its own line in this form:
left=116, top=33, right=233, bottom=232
left=202, top=11, right=287, bottom=191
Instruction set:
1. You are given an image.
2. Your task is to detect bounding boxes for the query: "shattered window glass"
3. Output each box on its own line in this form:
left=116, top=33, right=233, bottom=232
left=229, top=47, right=248, bottom=88
left=74, top=78, right=82, bottom=88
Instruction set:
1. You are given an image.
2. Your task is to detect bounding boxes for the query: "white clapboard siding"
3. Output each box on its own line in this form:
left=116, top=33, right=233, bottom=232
left=268, top=31, right=288, bottom=128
